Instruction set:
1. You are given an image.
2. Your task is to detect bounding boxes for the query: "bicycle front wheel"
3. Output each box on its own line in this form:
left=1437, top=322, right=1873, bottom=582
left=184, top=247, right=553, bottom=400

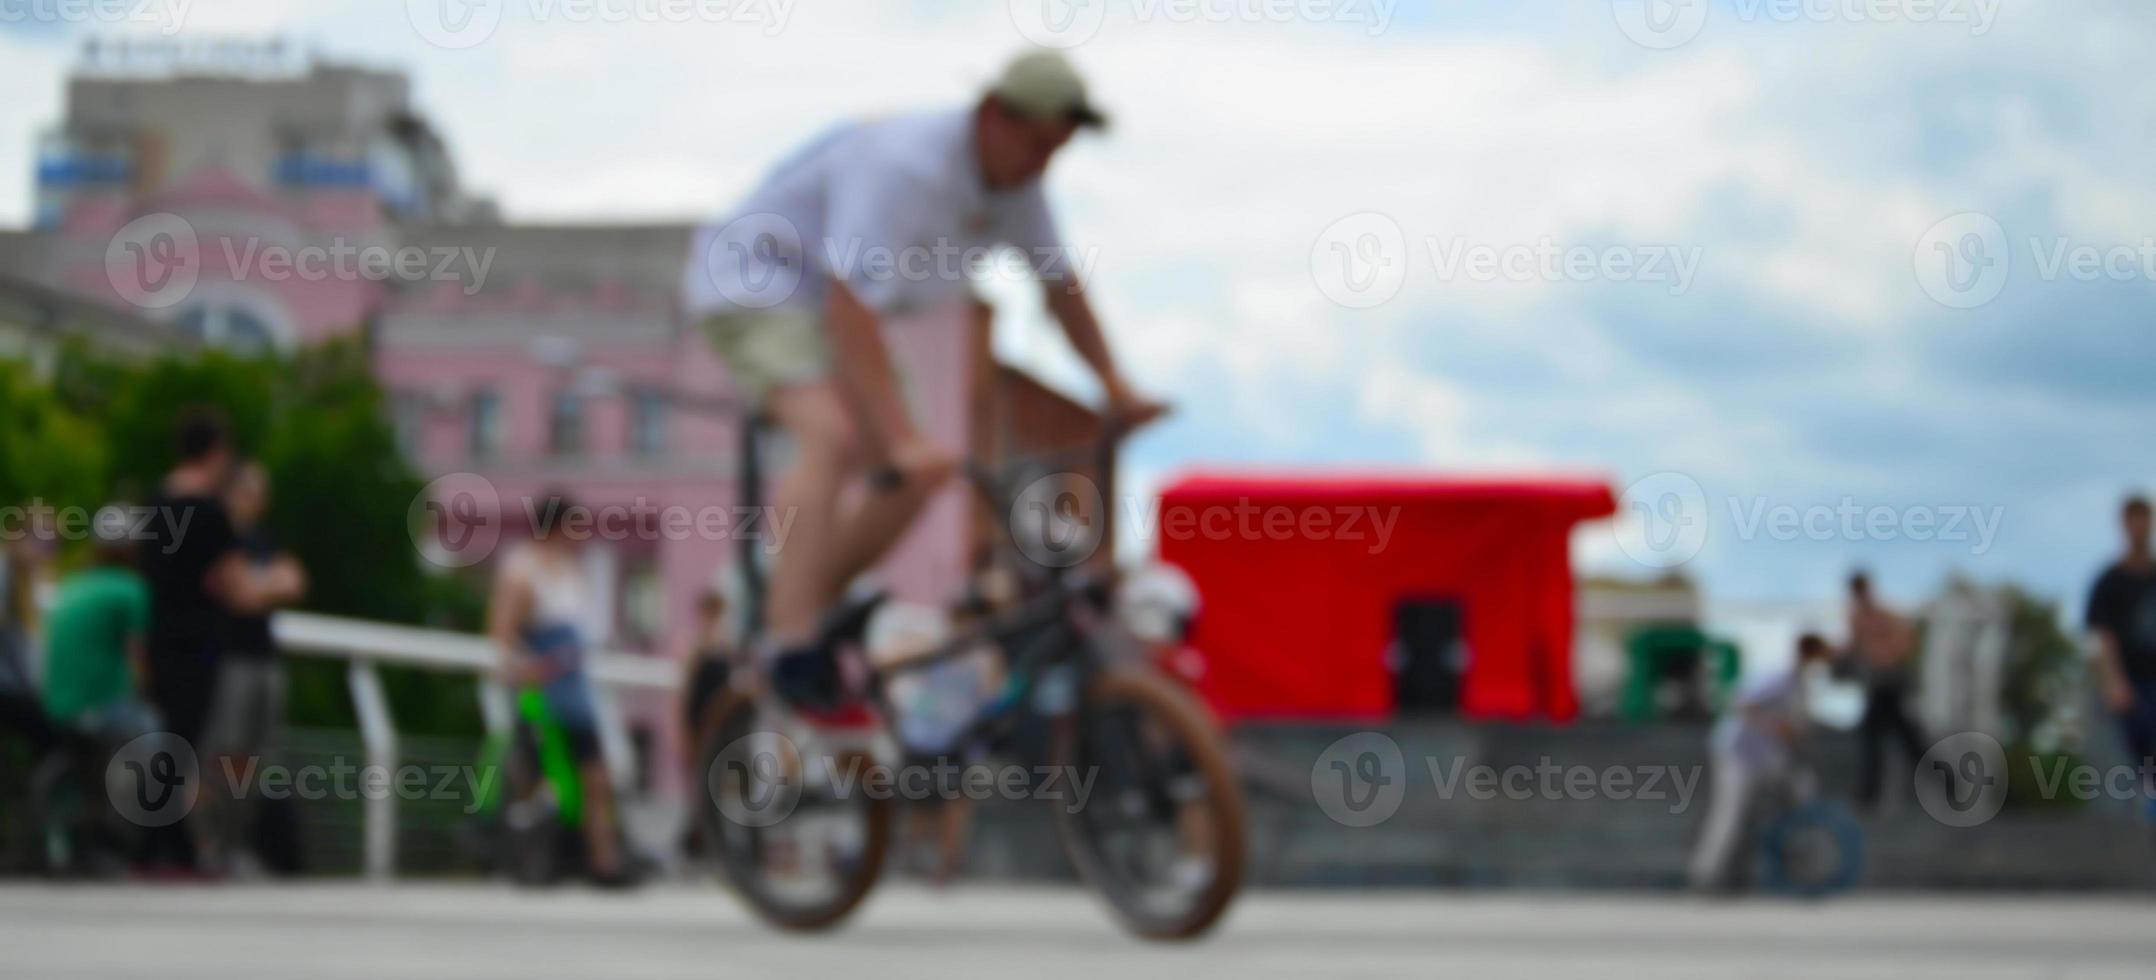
left=1051, top=664, right=1246, bottom=940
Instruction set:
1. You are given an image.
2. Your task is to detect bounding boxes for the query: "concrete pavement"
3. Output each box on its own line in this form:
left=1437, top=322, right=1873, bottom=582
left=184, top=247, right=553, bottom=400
left=2, top=882, right=2152, bottom=979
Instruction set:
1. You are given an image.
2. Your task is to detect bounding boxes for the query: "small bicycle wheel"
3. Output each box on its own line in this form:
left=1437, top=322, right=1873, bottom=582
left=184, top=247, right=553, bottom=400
left=498, top=731, right=566, bottom=886
left=1761, top=801, right=1864, bottom=897
left=1051, top=665, right=1246, bottom=940
left=695, top=692, right=890, bottom=932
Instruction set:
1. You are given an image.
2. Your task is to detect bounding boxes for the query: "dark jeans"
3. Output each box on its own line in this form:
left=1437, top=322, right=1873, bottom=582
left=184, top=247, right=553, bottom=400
left=1858, top=680, right=1928, bottom=807
left=0, top=686, right=55, bottom=755
left=2118, top=680, right=2156, bottom=801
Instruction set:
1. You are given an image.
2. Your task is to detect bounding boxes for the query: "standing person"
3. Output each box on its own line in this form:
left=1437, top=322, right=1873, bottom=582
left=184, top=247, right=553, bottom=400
left=2086, top=495, right=2156, bottom=823
left=200, top=461, right=307, bottom=874
left=1845, top=571, right=1926, bottom=810
left=1689, top=634, right=1834, bottom=892
left=679, top=50, right=1164, bottom=706
left=488, top=492, right=631, bottom=885
left=0, top=534, right=56, bottom=758
left=679, top=591, right=737, bottom=743
left=137, top=411, right=291, bottom=872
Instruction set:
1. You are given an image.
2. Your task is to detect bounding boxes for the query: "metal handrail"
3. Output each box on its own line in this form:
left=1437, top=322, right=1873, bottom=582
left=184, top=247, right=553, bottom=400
left=271, top=610, right=679, bottom=878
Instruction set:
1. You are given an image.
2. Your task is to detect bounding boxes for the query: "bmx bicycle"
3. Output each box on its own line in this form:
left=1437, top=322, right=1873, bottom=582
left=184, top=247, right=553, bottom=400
left=470, top=690, right=600, bottom=885
left=691, top=417, right=1248, bottom=939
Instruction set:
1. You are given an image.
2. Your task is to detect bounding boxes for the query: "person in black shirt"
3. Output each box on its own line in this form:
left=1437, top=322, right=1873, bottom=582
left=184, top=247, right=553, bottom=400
left=680, top=591, right=737, bottom=738
left=2087, top=494, right=2156, bottom=822
left=138, top=412, right=295, bottom=872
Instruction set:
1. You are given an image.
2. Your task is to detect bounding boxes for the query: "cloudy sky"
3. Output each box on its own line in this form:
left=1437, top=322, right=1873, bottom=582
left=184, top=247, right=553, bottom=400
left=3, top=0, right=2151, bottom=610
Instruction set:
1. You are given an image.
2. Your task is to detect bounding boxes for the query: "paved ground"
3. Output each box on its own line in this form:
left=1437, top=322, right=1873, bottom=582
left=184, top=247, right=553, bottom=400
left=3, top=882, right=2153, bottom=979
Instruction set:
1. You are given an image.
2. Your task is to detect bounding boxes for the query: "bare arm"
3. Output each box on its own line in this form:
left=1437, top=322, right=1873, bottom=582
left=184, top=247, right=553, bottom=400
left=1042, top=276, right=1132, bottom=400
left=207, top=553, right=306, bottom=615
left=487, top=563, right=535, bottom=683
left=2092, top=628, right=2136, bottom=712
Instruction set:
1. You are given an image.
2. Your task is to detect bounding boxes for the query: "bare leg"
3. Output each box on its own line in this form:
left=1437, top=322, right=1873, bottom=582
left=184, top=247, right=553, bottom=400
left=761, top=382, right=864, bottom=645
left=580, top=758, right=622, bottom=876
left=820, top=471, right=951, bottom=599
left=933, top=799, right=972, bottom=886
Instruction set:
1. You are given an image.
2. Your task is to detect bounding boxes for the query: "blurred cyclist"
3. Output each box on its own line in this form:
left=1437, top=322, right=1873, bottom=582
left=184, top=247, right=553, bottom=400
left=679, top=50, right=1163, bottom=707
left=1688, top=633, right=1833, bottom=892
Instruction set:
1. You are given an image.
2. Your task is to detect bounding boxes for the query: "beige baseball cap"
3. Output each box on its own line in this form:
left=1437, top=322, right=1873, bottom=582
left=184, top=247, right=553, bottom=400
left=988, top=50, right=1108, bottom=129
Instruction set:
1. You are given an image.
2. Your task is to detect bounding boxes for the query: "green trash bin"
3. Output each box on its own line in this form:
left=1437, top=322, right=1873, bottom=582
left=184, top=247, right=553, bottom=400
left=1620, top=625, right=1739, bottom=723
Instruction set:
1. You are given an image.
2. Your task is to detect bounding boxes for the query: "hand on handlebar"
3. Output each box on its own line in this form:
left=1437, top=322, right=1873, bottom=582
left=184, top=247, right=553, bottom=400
left=1103, top=383, right=1170, bottom=432
left=881, top=433, right=961, bottom=490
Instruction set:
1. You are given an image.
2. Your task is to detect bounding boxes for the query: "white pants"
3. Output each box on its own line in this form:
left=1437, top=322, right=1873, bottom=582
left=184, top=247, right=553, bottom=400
left=1688, top=745, right=1761, bottom=890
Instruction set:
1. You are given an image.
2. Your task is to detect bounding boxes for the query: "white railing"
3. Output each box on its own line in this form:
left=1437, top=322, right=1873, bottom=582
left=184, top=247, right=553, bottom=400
left=271, top=611, right=679, bottom=879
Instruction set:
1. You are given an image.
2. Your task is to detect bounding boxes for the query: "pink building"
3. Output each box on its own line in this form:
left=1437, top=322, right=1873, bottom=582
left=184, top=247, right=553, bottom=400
left=0, top=47, right=1004, bottom=686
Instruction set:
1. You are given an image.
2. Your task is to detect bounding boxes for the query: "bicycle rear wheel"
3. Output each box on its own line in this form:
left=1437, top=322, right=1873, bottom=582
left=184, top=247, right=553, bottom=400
left=695, top=692, right=890, bottom=932
left=1051, top=665, right=1246, bottom=940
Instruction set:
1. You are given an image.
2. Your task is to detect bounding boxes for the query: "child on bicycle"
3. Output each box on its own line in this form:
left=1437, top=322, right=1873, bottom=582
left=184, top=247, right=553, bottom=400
left=1688, top=633, right=1834, bottom=892
left=488, top=492, right=632, bottom=886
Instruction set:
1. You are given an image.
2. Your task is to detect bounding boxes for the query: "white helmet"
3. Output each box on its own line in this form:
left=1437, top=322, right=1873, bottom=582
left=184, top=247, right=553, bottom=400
left=1116, top=562, right=1199, bottom=644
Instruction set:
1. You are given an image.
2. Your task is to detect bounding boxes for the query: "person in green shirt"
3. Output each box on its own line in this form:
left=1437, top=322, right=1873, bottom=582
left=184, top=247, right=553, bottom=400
left=42, top=523, right=153, bottom=738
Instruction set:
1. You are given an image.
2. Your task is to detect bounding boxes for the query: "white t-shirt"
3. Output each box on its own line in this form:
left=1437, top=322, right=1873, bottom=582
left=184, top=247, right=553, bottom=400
left=681, top=108, right=1066, bottom=320
left=1713, top=666, right=1808, bottom=770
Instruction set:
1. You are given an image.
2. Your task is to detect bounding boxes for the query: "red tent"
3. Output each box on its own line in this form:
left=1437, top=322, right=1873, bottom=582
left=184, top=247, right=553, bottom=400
left=1156, top=472, right=1615, bottom=723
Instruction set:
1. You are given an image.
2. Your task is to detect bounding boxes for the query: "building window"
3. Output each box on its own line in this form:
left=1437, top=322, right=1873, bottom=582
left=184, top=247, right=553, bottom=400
left=549, top=390, right=583, bottom=457
left=467, top=389, right=500, bottom=460
left=389, top=390, right=424, bottom=459
left=174, top=302, right=278, bottom=354
left=620, top=561, right=664, bottom=651
left=630, top=390, right=667, bottom=457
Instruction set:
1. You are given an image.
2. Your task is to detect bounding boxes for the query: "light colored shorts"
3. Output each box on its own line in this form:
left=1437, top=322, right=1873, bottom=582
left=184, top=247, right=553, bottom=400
left=202, top=658, right=286, bottom=759
left=698, top=308, right=829, bottom=404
